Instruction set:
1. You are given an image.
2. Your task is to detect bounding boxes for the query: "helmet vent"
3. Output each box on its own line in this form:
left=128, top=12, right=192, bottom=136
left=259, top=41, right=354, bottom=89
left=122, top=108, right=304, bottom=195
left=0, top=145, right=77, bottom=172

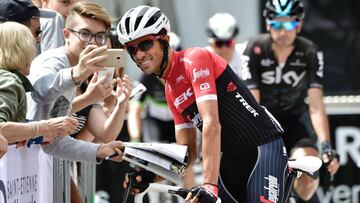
left=144, top=11, right=161, bottom=28
left=125, top=17, right=131, bottom=35
left=135, top=7, right=150, bottom=30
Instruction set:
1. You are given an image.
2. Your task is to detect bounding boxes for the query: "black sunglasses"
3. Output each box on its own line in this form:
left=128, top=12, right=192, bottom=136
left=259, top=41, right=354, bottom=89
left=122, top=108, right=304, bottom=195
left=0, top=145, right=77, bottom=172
left=214, top=39, right=234, bottom=48
left=126, top=35, right=160, bottom=56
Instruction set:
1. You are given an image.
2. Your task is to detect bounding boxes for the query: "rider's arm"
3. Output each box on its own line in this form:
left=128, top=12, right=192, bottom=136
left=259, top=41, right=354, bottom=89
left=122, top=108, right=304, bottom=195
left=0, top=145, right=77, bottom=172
left=197, top=99, right=221, bottom=185
left=307, top=88, right=330, bottom=143
left=308, top=87, right=339, bottom=174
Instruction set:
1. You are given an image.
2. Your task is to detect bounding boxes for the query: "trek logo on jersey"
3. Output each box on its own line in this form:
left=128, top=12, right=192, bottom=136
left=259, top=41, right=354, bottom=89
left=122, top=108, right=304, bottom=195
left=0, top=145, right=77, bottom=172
left=235, top=92, right=259, bottom=117
left=180, top=57, right=194, bottom=65
left=261, top=58, right=275, bottom=67
left=174, top=88, right=193, bottom=108
left=261, top=68, right=306, bottom=87
left=199, top=83, right=210, bottom=91
left=193, top=68, right=210, bottom=82
left=260, top=175, right=279, bottom=203
left=227, top=82, right=237, bottom=92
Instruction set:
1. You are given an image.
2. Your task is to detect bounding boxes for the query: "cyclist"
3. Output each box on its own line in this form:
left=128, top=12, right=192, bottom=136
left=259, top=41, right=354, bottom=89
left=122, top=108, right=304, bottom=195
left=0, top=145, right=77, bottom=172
left=205, top=12, right=249, bottom=80
left=118, top=5, right=288, bottom=203
left=241, top=0, right=340, bottom=201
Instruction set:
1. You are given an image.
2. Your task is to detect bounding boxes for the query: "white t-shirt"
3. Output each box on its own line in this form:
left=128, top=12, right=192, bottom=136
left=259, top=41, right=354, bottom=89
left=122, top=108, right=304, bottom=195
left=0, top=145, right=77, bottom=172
left=206, top=42, right=251, bottom=80
left=26, top=46, right=100, bottom=163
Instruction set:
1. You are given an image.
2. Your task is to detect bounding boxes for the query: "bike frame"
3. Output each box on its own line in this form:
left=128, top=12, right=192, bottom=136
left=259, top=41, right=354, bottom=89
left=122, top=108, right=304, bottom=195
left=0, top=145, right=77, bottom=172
left=132, top=156, right=321, bottom=203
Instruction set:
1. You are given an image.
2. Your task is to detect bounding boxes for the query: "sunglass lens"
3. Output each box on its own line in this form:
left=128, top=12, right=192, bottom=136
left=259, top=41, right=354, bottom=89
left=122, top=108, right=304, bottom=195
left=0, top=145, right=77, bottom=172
left=215, top=40, right=232, bottom=47
left=127, top=46, right=138, bottom=55
left=269, top=20, right=299, bottom=31
left=138, top=40, right=154, bottom=52
left=127, top=39, right=154, bottom=55
left=283, top=21, right=299, bottom=31
left=270, top=22, right=282, bottom=30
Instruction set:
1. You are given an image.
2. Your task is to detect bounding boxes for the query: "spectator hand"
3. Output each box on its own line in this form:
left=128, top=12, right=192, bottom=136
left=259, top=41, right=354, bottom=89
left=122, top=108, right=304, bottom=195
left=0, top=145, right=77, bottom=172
left=96, top=141, right=123, bottom=162
left=72, top=45, right=108, bottom=83
left=116, top=74, right=131, bottom=103
left=40, top=116, right=78, bottom=144
left=185, top=184, right=218, bottom=203
left=16, top=140, right=27, bottom=148
left=321, top=141, right=340, bottom=175
left=84, top=72, right=114, bottom=104
left=0, top=134, right=8, bottom=158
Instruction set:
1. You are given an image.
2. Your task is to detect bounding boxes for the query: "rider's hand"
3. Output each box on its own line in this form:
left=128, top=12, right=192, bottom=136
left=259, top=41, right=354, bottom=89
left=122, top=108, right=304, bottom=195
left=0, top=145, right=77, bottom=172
left=321, top=141, right=340, bottom=175
left=123, top=169, right=156, bottom=195
left=185, top=183, right=218, bottom=203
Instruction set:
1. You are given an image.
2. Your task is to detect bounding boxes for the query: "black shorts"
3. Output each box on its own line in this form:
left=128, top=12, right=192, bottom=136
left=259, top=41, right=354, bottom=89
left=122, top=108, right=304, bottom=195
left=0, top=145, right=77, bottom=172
left=218, top=137, right=288, bottom=203
left=276, top=111, right=318, bottom=153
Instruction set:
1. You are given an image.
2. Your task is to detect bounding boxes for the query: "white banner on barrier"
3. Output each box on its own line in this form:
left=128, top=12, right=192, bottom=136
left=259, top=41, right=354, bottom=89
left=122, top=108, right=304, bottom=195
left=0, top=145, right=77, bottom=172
left=0, top=145, right=53, bottom=203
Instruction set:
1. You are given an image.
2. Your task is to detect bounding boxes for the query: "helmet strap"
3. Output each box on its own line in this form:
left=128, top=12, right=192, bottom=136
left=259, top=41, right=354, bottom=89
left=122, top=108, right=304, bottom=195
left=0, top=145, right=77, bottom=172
left=154, top=39, right=170, bottom=78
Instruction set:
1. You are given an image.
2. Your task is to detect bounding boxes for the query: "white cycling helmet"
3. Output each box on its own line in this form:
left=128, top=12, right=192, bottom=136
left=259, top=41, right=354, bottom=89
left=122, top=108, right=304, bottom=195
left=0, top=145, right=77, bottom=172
left=117, top=5, right=170, bottom=45
left=207, top=13, right=239, bottom=40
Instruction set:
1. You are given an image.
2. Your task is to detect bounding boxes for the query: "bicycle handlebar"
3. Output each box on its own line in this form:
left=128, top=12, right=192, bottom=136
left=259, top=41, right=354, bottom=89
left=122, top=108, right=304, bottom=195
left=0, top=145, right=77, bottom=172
left=134, top=183, right=222, bottom=203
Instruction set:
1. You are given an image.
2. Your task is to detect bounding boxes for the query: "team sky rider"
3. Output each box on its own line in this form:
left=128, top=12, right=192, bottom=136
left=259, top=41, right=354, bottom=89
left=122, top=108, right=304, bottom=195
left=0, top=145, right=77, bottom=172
left=205, top=12, right=250, bottom=80
left=241, top=0, right=340, bottom=201
left=118, top=5, right=288, bottom=203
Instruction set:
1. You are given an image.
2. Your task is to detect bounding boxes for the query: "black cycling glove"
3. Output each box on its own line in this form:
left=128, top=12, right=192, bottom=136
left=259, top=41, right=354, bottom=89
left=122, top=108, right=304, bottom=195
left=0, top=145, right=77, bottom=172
left=321, top=141, right=339, bottom=165
left=190, top=183, right=218, bottom=203
left=128, top=170, right=156, bottom=193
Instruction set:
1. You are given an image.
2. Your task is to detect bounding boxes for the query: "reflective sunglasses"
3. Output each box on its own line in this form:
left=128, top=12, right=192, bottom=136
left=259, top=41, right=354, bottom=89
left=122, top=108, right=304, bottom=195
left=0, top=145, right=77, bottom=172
left=67, top=28, right=109, bottom=45
left=214, top=39, right=234, bottom=48
left=126, top=35, right=160, bottom=56
left=267, top=20, right=300, bottom=31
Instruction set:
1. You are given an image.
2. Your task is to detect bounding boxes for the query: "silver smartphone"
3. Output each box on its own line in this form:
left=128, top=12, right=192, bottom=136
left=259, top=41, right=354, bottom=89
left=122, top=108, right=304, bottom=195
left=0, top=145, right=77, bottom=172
left=96, top=49, right=125, bottom=67
left=130, top=83, right=147, bottom=100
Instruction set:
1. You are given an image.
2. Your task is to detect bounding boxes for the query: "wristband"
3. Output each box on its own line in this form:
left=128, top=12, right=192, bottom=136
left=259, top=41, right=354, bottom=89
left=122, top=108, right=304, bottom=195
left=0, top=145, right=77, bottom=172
left=203, top=183, right=219, bottom=197
left=30, top=122, right=39, bottom=138
left=71, top=68, right=81, bottom=85
left=321, top=141, right=332, bottom=153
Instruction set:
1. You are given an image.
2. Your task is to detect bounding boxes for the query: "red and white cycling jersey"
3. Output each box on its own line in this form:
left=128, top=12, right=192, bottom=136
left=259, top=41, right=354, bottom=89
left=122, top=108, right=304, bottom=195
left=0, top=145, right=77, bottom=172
left=164, top=47, right=283, bottom=154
